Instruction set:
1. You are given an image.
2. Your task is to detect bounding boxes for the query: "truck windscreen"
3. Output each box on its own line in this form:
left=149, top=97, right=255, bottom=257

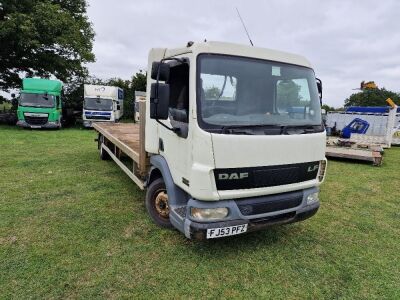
left=197, top=54, right=322, bottom=133
left=19, top=93, right=55, bottom=108
left=84, top=98, right=113, bottom=111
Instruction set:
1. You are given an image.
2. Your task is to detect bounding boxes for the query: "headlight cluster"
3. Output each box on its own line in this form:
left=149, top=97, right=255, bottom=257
left=190, top=207, right=229, bottom=221
left=306, top=192, right=319, bottom=205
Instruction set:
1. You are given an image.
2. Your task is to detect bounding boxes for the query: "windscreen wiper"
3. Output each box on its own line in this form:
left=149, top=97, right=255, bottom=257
left=280, top=124, right=323, bottom=135
left=220, top=124, right=282, bottom=135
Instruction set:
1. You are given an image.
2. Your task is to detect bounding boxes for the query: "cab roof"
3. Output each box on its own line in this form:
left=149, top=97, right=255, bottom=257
left=22, top=78, right=63, bottom=93
left=164, top=41, right=313, bottom=68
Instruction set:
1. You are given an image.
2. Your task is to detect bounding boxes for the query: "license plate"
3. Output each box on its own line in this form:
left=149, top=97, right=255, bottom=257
left=30, top=125, right=41, bottom=129
left=206, top=224, right=248, bottom=239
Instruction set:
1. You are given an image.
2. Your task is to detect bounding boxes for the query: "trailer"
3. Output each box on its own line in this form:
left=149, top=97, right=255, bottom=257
left=326, top=137, right=383, bottom=166
left=93, top=41, right=327, bottom=240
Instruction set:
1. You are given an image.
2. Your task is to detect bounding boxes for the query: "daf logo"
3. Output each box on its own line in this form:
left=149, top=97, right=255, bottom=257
left=218, top=172, right=249, bottom=180
left=307, top=165, right=319, bottom=172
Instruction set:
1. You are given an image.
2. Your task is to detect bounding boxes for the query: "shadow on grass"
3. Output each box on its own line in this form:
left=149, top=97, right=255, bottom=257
left=181, top=224, right=297, bottom=256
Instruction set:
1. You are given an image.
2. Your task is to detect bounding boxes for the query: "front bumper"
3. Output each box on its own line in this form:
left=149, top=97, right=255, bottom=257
left=83, top=119, right=114, bottom=128
left=17, top=120, right=60, bottom=129
left=186, top=202, right=319, bottom=240
left=170, top=187, right=320, bottom=240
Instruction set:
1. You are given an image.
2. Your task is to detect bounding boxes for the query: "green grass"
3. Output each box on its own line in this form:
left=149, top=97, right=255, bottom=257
left=0, top=125, right=399, bottom=299
left=0, top=102, right=12, bottom=111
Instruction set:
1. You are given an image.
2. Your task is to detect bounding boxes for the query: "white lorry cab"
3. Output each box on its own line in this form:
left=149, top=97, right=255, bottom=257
left=83, top=84, right=124, bottom=127
left=94, top=41, right=327, bottom=240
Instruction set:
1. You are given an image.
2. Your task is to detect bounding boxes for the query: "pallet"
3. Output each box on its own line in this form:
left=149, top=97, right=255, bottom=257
left=326, top=137, right=383, bottom=166
left=326, top=146, right=383, bottom=166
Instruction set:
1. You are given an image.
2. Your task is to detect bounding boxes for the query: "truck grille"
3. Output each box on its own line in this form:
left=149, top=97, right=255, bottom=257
left=236, top=191, right=303, bottom=216
left=214, top=161, right=320, bottom=190
left=25, top=116, right=48, bottom=126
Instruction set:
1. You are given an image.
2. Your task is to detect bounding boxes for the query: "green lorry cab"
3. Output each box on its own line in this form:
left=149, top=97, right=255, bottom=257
left=17, top=78, right=63, bottom=129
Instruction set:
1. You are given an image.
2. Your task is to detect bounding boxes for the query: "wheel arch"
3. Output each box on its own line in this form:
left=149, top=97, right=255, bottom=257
left=147, top=155, right=189, bottom=206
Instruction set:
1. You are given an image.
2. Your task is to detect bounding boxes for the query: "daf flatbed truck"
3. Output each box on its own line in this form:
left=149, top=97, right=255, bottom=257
left=93, top=41, right=327, bottom=239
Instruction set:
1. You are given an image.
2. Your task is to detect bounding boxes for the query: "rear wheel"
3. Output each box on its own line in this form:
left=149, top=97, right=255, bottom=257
left=99, top=143, right=111, bottom=160
left=146, top=177, right=173, bottom=228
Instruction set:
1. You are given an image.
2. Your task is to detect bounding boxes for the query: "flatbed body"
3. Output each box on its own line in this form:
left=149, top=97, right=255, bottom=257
left=93, top=122, right=141, bottom=161
left=93, top=103, right=148, bottom=189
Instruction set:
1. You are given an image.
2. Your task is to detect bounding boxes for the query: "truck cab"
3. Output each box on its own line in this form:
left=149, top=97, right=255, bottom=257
left=83, top=84, right=124, bottom=127
left=145, top=41, right=327, bottom=239
left=94, top=41, right=327, bottom=239
left=17, top=78, right=63, bottom=129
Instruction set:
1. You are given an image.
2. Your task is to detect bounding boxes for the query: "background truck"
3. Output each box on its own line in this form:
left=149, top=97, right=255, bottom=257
left=16, top=78, right=63, bottom=129
left=83, top=84, right=124, bottom=127
left=93, top=41, right=327, bottom=240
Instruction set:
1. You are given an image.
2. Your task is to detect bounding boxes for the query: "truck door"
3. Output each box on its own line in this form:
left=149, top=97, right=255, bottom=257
left=159, top=61, right=192, bottom=190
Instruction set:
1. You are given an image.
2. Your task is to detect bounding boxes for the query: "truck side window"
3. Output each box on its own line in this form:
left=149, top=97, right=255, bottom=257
left=168, top=63, right=189, bottom=123
left=56, top=96, right=60, bottom=108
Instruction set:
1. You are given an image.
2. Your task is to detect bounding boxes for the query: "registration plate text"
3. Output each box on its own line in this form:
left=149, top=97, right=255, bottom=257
left=206, top=224, right=248, bottom=239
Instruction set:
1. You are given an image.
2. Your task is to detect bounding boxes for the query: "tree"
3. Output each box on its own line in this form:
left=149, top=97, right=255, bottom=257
left=204, top=86, right=221, bottom=99
left=276, top=80, right=302, bottom=107
left=131, top=70, right=146, bottom=93
left=321, top=104, right=335, bottom=112
left=0, top=0, right=95, bottom=91
left=344, top=88, right=400, bottom=107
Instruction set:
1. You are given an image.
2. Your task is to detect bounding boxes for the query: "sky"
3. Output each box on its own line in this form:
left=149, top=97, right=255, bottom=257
left=86, top=0, right=400, bottom=108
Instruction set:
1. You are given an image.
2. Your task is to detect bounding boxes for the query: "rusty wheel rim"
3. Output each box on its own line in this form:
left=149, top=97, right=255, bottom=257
left=154, top=190, right=169, bottom=219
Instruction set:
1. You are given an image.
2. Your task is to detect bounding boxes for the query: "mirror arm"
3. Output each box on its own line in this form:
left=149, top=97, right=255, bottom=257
left=156, top=119, right=180, bottom=133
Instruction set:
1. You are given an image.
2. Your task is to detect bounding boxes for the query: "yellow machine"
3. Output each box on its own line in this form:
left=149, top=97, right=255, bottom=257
left=360, top=81, right=378, bottom=90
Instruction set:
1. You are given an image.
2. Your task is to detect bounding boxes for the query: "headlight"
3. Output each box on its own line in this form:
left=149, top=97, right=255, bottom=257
left=306, top=192, right=319, bottom=205
left=318, top=160, right=327, bottom=182
left=190, top=207, right=229, bottom=221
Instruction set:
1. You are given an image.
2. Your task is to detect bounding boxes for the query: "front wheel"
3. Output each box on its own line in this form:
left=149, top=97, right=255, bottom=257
left=145, top=177, right=173, bottom=228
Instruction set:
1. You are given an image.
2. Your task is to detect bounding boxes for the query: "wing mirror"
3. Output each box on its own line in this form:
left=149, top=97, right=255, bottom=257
left=150, top=83, right=170, bottom=120
left=316, top=78, right=322, bottom=104
left=150, top=61, right=171, bottom=120
left=151, top=62, right=170, bottom=82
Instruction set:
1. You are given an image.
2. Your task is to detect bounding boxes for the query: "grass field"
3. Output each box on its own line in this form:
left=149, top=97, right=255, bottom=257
left=0, top=125, right=399, bottom=299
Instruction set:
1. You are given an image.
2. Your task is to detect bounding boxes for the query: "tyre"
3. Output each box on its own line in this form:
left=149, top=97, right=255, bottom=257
left=145, top=177, right=173, bottom=228
left=99, top=144, right=111, bottom=160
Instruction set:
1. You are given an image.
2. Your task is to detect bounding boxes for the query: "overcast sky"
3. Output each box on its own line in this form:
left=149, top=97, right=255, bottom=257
left=86, top=0, right=400, bottom=107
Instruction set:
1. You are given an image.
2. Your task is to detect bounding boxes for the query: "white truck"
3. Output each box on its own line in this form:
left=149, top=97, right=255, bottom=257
left=83, top=84, right=124, bottom=127
left=93, top=41, right=327, bottom=240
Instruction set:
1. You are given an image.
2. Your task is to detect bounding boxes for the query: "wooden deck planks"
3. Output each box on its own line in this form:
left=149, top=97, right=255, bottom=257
left=93, top=122, right=141, bottom=162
